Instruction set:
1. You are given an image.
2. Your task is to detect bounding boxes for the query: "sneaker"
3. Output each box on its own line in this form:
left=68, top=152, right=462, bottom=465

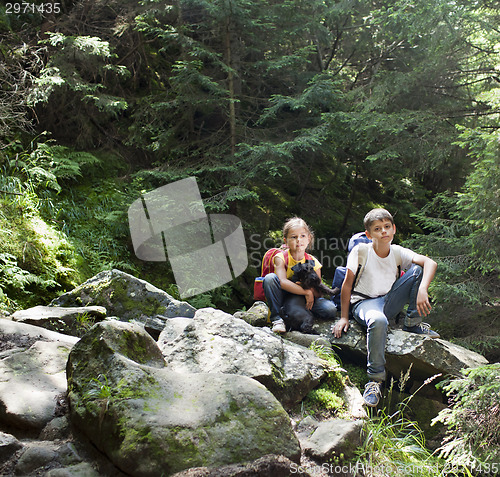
left=403, top=322, right=440, bottom=338
left=363, top=381, right=382, bottom=407
left=271, top=318, right=286, bottom=334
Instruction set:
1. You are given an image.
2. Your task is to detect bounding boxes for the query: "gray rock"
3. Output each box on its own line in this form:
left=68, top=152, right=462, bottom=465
left=39, top=416, right=71, bottom=441
left=0, top=318, right=79, bottom=348
left=157, top=317, right=193, bottom=342
left=50, top=269, right=196, bottom=336
left=298, top=418, right=363, bottom=461
left=10, top=305, right=107, bottom=336
left=15, top=443, right=58, bottom=475
left=170, top=454, right=310, bottom=477
left=158, top=308, right=327, bottom=406
left=0, top=340, right=73, bottom=430
left=321, top=320, right=489, bottom=383
left=67, top=320, right=301, bottom=476
left=0, top=431, right=23, bottom=463
left=385, top=330, right=489, bottom=379
left=233, top=301, right=270, bottom=327
left=46, top=463, right=101, bottom=477
left=56, top=442, right=83, bottom=466
left=341, top=379, right=367, bottom=419
left=282, top=331, right=332, bottom=350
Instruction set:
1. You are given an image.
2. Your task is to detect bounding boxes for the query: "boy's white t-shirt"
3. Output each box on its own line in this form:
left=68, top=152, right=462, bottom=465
left=346, top=243, right=415, bottom=303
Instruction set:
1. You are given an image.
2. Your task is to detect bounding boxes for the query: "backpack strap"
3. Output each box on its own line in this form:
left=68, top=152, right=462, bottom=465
left=353, top=243, right=369, bottom=289
left=267, top=249, right=289, bottom=274
left=392, top=246, right=402, bottom=280
left=270, top=250, right=313, bottom=274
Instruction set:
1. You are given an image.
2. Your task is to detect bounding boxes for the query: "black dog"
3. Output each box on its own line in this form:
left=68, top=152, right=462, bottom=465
left=278, top=261, right=340, bottom=334
left=279, top=295, right=317, bottom=334
left=290, top=260, right=340, bottom=298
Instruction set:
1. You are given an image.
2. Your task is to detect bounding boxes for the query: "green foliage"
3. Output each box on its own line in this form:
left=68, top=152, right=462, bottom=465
left=356, top=410, right=435, bottom=477
left=1, top=0, right=500, bottom=316
left=434, top=364, right=500, bottom=474
left=29, top=32, right=129, bottom=114
left=6, top=139, right=100, bottom=193
left=0, top=252, right=57, bottom=310
left=0, top=177, right=84, bottom=311
left=453, top=127, right=500, bottom=275
left=355, top=373, right=459, bottom=477
left=405, top=125, right=499, bottom=309
left=301, top=344, right=347, bottom=418
left=305, top=384, right=344, bottom=413
left=84, top=374, right=113, bottom=401
left=0, top=138, right=139, bottom=310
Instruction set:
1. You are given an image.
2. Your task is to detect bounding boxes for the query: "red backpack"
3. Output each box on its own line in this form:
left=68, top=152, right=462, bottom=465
left=253, top=248, right=313, bottom=301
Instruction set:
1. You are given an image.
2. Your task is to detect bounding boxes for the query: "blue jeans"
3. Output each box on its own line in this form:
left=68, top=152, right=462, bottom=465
left=263, top=273, right=337, bottom=323
left=351, top=264, right=424, bottom=381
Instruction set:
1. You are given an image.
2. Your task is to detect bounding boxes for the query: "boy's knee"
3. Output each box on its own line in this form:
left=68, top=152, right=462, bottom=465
left=366, top=311, right=388, bottom=329
left=408, top=264, right=423, bottom=277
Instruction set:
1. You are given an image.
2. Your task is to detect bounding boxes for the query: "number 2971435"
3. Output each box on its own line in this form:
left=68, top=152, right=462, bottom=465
left=5, top=3, right=61, bottom=15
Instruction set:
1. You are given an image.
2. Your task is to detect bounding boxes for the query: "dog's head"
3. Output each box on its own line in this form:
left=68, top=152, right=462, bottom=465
left=291, top=260, right=316, bottom=281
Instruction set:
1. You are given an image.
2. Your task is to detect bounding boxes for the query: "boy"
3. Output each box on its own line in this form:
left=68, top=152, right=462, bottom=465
left=332, top=208, right=439, bottom=407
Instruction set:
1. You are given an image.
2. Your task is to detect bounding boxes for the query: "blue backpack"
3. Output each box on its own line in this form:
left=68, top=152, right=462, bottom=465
left=331, top=233, right=371, bottom=310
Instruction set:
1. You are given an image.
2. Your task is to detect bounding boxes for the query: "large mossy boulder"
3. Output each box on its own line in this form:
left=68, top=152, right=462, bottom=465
left=158, top=307, right=327, bottom=406
left=67, top=320, right=301, bottom=477
left=50, top=269, right=196, bottom=336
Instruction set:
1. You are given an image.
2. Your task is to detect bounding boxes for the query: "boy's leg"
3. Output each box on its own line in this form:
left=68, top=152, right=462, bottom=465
left=383, top=264, right=439, bottom=336
left=351, top=297, right=387, bottom=382
left=311, top=297, right=337, bottom=320
left=383, top=264, right=422, bottom=327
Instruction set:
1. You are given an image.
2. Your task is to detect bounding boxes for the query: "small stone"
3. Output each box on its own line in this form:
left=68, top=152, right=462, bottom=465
left=0, top=431, right=23, bottom=463
left=15, top=444, right=57, bottom=475
left=302, top=419, right=363, bottom=461
left=40, top=416, right=71, bottom=440
left=45, top=463, right=101, bottom=477
left=233, top=301, right=270, bottom=327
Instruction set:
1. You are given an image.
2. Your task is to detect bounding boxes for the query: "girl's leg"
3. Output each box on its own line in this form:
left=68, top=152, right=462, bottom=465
left=263, top=273, right=286, bottom=322
left=383, top=264, right=423, bottom=327
left=352, top=297, right=387, bottom=381
left=311, top=297, right=337, bottom=320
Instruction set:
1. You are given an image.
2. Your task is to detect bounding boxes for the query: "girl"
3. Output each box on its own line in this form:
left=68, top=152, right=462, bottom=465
left=263, top=217, right=337, bottom=333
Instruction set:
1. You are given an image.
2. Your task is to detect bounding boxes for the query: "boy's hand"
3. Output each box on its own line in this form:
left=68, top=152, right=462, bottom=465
left=333, top=317, right=349, bottom=338
left=304, top=289, right=314, bottom=310
left=416, top=288, right=432, bottom=316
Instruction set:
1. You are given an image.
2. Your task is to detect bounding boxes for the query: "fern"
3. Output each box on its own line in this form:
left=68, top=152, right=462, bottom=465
left=434, top=364, right=500, bottom=472
left=8, top=142, right=100, bottom=193
left=0, top=253, right=57, bottom=291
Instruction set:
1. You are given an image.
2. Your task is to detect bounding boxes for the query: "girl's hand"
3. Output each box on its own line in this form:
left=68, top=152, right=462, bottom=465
left=304, top=289, right=314, bottom=310
left=416, top=288, right=432, bottom=316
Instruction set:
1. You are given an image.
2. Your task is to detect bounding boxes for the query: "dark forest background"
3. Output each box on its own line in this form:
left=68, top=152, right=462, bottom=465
left=1, top=0, right=498, bottom=360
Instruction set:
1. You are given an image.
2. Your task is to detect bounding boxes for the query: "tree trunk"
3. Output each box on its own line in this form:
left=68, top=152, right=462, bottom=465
left=225, top=12, right=237, bottom=156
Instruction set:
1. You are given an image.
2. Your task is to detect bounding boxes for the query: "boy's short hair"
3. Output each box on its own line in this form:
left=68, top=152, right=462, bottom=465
left=364, top=208, right=394, bottom=231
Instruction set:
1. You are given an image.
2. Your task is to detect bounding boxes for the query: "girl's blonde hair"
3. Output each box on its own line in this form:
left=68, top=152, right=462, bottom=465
left=282, top=217, right=314, bottom=249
